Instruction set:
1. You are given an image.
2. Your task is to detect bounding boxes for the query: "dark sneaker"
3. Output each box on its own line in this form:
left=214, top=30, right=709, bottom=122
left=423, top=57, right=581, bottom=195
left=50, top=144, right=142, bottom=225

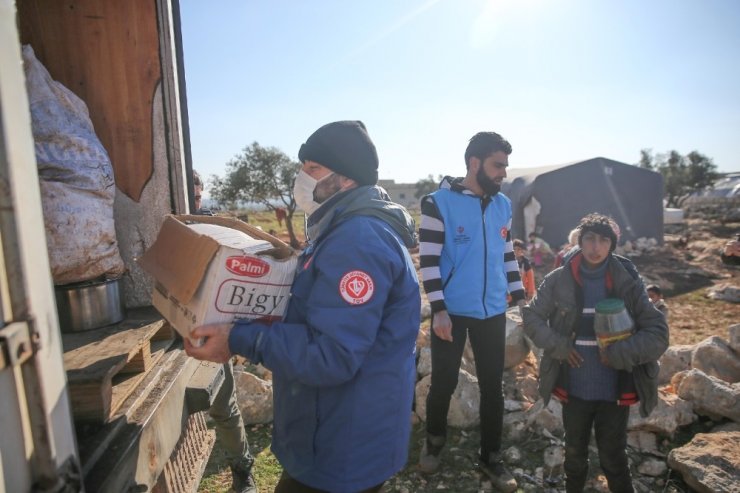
left=418, top=433, right=446, bottom=474
left=231, top=457, right=258, bottom=493
left=479, top=453, right=517, bottom=493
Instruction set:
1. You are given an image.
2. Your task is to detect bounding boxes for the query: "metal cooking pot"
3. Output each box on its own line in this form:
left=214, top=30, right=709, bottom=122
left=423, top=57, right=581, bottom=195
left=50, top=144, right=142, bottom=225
left=55, top=277, right=125, bottom=333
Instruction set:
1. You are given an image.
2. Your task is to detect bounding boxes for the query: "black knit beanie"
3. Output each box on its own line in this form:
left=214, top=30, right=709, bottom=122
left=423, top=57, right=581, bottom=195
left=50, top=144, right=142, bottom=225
left=577, top=216, right=618, bottom=252
left=298, top=120, right=379, bottom=186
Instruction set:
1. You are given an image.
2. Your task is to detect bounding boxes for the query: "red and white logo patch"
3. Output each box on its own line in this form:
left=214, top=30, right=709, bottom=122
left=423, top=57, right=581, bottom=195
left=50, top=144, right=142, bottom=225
left=500, top=226, right=508, bottom=239
left=225, top=255, right=270, bottom=277
left=339, top=270, right=375, bottom=305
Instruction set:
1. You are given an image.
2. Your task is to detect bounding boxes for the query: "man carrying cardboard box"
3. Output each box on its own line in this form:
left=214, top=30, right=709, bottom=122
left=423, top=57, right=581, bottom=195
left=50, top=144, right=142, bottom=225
left=185, top=121, right=421, bottom=493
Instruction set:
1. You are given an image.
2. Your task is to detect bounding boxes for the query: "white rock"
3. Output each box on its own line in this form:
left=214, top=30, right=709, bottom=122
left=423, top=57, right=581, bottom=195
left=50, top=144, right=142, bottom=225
left=692, top=336, right=740, bottom=383
left=706, top=283, right=740, bottom=303
left=673, top=369, right=740, bottom=422
left=503, top=446, right=522, bottom=464
left=504, top=307, right=531, bottom=369
left=526, top=398, right=564, bottom=435
left=637, top=458, right=667, bottom=477
left=421, top=303, right=432, bottom=320
left=628, top=391, right=696, bottom=436
left=414, top=369, right=481, bottom=427
left=627, top=430, right=660, bottom=454
left=504, top=399, right=525, bottom=412
left=667, top=431, right=740, bottom=493
left=503, top=411, right=528, bottom=441
left=729, top=324, right=740, bottom=353
left=543, top=445, right=565, bottom=469
left=417, top=346, right=432, bottom=378
left=461, top=339, right=476, bottom=376
left=658, top=345, right=694, bottom=385
left=234, top=370, right=273, bottom=425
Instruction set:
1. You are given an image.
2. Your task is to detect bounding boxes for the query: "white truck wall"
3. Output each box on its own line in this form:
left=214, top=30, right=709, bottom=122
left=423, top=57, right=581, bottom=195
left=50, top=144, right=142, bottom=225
left=0, top=1, right=78, bottom=490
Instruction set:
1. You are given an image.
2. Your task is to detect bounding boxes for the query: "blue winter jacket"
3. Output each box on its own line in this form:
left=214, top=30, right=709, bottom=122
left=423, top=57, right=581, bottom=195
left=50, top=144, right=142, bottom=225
left=229, top=186, right=420, bottom=492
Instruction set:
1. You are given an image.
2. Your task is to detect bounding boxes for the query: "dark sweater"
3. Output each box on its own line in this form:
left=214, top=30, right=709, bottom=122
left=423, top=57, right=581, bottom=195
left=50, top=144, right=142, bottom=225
left=569, top=260, right=619, bottom=401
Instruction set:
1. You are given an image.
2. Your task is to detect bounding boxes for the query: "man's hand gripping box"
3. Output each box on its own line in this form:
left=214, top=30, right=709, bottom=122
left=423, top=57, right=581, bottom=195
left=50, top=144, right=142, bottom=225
left=138, top=215, right=297, bottom=345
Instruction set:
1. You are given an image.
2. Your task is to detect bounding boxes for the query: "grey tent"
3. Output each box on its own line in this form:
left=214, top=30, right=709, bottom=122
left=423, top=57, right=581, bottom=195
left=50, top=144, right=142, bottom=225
left=501, top=157, right=664, bottom=249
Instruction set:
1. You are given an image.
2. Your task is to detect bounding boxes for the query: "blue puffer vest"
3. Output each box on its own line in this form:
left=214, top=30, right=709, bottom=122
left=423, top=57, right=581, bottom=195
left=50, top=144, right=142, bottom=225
left=431, top=188, right=512, bottom=318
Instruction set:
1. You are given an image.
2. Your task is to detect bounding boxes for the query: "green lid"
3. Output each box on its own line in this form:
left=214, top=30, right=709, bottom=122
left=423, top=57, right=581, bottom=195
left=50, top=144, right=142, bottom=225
left=595, top=298, right=626, bottom=314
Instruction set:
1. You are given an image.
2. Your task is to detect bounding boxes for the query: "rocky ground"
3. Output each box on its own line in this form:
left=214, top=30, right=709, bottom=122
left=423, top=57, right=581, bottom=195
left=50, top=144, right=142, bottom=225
left=199, top=214, right=740, bottom=493
left=381, top=219, right=739, bottom=493
left=632, top=219, right=740, bottom=346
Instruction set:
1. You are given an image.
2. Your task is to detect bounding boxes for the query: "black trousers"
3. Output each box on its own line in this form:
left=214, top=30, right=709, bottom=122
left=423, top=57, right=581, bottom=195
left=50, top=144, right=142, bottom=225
left=425, top=313, right=506, bottom=459
left=274, top=471, right=384, bottom=493
left=562, top=396, right=634, bottom=493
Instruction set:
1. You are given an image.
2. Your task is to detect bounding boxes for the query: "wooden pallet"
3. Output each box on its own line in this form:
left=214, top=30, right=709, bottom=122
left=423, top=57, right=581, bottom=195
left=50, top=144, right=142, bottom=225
left=152, top=412, right=215, bottom=493
left=62, top=307, right=175, bottom=423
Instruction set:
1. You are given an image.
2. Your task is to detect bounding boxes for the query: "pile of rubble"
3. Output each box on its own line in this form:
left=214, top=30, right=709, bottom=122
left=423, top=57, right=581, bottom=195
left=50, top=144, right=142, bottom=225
left=410, top=309, right=740, bottom=492
left=683, top=196, right=740, bottom=223
left=231, top=309, right=739, bottom=492
left=617, top=237, right=661, bottom=257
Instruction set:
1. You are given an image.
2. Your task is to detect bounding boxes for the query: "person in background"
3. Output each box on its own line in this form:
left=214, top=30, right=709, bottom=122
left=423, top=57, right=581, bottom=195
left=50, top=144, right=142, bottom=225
left=514, top=239, right=536, bottom=301
left=646, top=284, right=669, bottom=318
left=186, top=121, right=420, bottom=493
left=523, top=213, right=668, bottom=493
left=192, top=170, right=257, bottom=493
left=193, top=171, right=214, bottom=216
left=275, top=206, right=287, bottom=227
left=418, top=131, right=524, bottom=492
left=553, top=228, right=580, bottom=269
left=528, top=232, right=552, bottom=267
left=721, top=236, right=740, bottom=265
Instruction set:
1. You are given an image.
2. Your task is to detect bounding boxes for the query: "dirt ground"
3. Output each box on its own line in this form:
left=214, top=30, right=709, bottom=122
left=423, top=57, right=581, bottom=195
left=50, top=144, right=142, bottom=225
left=623, top=218, right=739, bottom=345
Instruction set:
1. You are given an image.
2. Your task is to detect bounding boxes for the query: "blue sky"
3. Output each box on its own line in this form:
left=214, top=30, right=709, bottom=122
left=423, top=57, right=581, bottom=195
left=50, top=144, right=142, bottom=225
left=181, top=0, right=740, bottom=190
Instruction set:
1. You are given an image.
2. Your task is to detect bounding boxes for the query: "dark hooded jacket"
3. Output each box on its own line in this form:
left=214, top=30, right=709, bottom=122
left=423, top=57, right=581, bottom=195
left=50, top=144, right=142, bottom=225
left=522, top=251, right=669, bottom=417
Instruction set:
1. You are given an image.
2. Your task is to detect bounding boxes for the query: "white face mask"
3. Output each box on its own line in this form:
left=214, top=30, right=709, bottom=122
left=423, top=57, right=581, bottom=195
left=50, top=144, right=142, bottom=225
left=293, top=169, right=335, bottom=216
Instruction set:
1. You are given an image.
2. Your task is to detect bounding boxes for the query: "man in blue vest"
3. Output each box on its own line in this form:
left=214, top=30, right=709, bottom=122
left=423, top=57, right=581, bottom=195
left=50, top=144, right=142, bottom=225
left=418, top=131, right=524, bottom=492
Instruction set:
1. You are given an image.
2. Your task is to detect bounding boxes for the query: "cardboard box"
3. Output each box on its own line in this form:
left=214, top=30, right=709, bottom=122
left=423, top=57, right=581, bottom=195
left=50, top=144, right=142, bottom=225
left=138, top=215, right=297, bottom=344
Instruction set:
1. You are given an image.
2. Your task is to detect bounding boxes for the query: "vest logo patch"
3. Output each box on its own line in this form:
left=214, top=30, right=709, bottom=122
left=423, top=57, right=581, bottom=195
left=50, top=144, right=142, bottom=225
left=339, top=270, right=374, bottom=305
left=500, top=227, right=508, bottom=239
left=457, top=226, right=464, bottom=233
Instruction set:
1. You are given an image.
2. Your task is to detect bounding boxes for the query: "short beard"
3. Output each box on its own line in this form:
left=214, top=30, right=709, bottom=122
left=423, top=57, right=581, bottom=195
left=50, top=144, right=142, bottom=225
left=476, top=165, right=501, bottom=196
left=313, top=173, right=343, bottom=204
